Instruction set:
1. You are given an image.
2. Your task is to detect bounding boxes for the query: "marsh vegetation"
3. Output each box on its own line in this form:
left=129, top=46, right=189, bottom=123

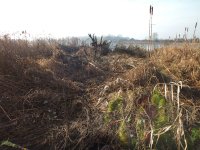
left=0, top=35, right=200, bottom=150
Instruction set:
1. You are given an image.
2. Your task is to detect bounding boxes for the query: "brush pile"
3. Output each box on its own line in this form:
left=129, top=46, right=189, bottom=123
left=0, top=36, right=112, bottom=149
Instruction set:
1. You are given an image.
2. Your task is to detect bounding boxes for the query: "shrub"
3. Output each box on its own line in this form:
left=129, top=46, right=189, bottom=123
left=114, top=44, right=147, bottom=58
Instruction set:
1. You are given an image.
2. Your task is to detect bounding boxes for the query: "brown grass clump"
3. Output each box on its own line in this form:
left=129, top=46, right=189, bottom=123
left=151, top=44, right=200, bottom=87
left=124, top=62, right=171, bottom=87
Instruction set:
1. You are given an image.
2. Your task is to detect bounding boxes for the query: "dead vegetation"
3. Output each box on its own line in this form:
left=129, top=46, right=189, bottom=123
left=0, top=36, right=105, bottom=150
left=114, top=44, right=147, bottom=58
left=0, top=36, right=200, bottom=150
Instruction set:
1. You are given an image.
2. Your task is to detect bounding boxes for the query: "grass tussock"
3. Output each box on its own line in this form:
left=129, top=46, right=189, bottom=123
left=151, top=44, right=200, bottom=87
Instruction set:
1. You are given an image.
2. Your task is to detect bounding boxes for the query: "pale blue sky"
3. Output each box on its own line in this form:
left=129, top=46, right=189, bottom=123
left=0, top=0, right=199, bottom=39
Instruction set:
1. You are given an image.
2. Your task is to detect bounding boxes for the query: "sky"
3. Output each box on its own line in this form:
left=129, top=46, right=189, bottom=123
left=0, top=0, right=199, bottom=39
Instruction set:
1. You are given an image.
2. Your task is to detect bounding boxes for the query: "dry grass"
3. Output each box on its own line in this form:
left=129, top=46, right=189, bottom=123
left=95, top=43, right=200, bottom=149
left=0, top=36, right=108, bottom=149
left=1, top=36, right=200, bottom=150
left=151, top=43, right=200, bottom=87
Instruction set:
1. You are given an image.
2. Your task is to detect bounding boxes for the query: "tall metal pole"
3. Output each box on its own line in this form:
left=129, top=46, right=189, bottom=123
left=151, top=12, right=152, bottom=50
left=151, top=6, right=153, bottom=50
left=149, top=5, right=153, bottom=51
left=149, top=5, right=151, bottom=51
left=149, top=18, right=150, bottom=51
left=148, top=6, right=150, bottom=52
